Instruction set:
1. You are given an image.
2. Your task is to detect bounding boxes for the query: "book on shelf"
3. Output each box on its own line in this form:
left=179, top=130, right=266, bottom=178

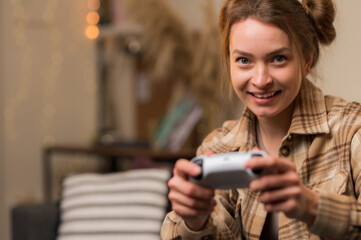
left=167, top=103, right=203, bottom=152
left=153, top=95, right=202, bottom=152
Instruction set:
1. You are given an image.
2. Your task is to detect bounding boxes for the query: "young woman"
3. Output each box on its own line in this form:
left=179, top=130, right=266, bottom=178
left=161, top=0, right=361, bottom=239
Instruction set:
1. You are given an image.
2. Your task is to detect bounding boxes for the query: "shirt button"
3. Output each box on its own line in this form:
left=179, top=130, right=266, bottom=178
left=201, top=236, right=212, bottom=240
left=286, top=134, right=293, bottom=142
left=280, top=146, right=290, bottom=157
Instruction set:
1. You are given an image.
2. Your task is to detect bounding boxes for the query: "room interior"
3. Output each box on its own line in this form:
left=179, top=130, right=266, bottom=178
left=1, top=0, right=361, bottom=239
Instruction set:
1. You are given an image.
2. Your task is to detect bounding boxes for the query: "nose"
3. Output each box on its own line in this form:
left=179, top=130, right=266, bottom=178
left=251, top=64, right=272, bottom=88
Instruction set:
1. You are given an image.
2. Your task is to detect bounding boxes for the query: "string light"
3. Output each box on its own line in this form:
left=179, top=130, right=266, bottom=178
left=5, top=0, right=99, bottom=202
left=5, top=0, right=32, bottom=141
left=87, top=0, right=100, bottom=11
left=5, top=0, right=61, bottom=144
left=41, top=0, right=63, bottom=146
left=87, top=11, right=100, bottom=25
left=85, top=25, right=99, bottom=39
left=86, top=0, right=100, bottom=39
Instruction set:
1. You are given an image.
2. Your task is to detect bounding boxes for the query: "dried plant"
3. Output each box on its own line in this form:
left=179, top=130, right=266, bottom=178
left=123, top=0, right=193, bottom=84
left=122, top=0, right=241, bottom=137
left=191, top=1, right=224, bottom=133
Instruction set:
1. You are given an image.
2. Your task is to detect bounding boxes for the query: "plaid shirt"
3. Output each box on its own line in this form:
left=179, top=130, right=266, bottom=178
left=161, top=79, right=361, bottom=240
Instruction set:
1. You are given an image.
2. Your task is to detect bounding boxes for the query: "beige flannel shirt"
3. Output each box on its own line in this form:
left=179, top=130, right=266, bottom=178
left=160, top=79, right=361, bottom=240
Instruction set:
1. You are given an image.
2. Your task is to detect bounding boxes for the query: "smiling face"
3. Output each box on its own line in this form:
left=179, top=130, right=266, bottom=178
left=230, top=18, right=304, bottom=122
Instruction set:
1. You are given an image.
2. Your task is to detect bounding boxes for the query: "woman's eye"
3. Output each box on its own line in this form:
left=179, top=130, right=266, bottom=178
left=238, top=57, right=249, bottom=65
left=273, top=55, right=286, bottom=63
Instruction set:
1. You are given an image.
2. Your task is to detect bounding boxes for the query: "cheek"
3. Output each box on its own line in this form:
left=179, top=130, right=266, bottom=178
left=271, top=65, right=300, bottom=87
left=230, top=66, right=250, bottom=89
left=230, top=66, right=240, bottom=88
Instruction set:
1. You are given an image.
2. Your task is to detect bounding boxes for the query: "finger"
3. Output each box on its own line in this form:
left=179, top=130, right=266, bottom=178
left=250, top=171, right=299, bottom=192
left=172, top=201, right=214, bottom=218
left=258, top=185, right=302, bottom=204
left=168, top=175, right=215, bottom=200
left=264, top=198, right=300, bottom=217
left=245, top=156, right=296, bottom=173
left=173, top=159, right=201, bottom=178
left=168, top=190, right=216, bottom=211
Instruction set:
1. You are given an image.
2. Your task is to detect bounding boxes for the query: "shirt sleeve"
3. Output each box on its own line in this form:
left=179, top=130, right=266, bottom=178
left=309, top=129, right=361, bottom=239
left=160, top=189, right=243, bottom=240
left=160, top=120, right=243, bottom=240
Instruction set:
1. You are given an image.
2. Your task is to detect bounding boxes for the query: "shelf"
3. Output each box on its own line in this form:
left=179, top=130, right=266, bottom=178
left=42, top=144, right=196, bottom=201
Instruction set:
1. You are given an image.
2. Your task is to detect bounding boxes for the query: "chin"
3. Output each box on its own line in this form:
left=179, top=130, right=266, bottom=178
left=252, top=110, right=279, bottom=119
left=250, top=107, right=274, bottom=116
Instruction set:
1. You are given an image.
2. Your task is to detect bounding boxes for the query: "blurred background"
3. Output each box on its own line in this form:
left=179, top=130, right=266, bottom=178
left=1, top=0, right=361, bottom=239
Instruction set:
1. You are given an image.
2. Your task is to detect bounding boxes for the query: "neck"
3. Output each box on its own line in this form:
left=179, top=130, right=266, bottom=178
left=256, top=104, right=294, bottom=157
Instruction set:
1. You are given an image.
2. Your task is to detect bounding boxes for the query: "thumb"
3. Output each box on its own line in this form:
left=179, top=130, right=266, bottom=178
left=252, top=147, right=261, bottom=151
left=204, top=151, right=215, bottom=156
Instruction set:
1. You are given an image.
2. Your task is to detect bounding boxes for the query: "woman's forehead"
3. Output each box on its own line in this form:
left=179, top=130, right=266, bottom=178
left=229, top=19, right=292, bottom=52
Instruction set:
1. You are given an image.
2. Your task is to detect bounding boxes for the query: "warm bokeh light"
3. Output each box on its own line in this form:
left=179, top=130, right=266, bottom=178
left=87, top=0, right=100, bottom=11
left=86, top=11, right=100, bottom=25
left=85, top=25, right=99, bottom=39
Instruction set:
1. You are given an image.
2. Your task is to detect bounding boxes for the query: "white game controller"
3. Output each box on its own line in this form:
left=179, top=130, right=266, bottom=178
left=190, top=150, right=267, bottom=189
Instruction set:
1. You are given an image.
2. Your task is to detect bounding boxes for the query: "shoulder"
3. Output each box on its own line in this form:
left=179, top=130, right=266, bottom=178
left=325, top=95, right=361, bottom=136
left=325, top=95, right=361, bottom=120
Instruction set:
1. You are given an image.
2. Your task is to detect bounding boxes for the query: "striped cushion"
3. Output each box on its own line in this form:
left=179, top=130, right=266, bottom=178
left=56, top=168, right=170, bottom=240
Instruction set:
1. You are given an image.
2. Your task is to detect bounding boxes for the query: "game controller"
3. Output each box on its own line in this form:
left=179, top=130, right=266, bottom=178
left=190, top=150, right=267, bottom=189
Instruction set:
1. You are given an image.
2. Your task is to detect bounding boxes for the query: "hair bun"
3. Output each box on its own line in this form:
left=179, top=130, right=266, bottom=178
left=302, top=0, right=336, bottom=45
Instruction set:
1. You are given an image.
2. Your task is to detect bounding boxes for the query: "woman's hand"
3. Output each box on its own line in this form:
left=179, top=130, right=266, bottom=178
left=245, top=156, right=319, bottom=228
left=168, top=157, right=216, bottom=231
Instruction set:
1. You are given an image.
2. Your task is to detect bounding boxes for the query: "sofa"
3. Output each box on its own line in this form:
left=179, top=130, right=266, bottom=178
left=12, top=168, right=171, bottom=240
left=12, top=203, right=59, bottom=240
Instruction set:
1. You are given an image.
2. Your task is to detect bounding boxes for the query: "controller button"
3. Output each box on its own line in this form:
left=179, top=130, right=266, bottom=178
left=286, top=134, right=293, bottom=142
left=251, top=153, right=263, bottom=158
left=252, top=168, right=263, bottom=175
left=193, top=159, right=203, bottom=166
left=280, top=146, right=290, bottom=157
left=192, top=159, right=203, bottom=180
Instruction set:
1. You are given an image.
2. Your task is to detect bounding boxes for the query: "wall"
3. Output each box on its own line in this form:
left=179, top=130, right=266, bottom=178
left=316, top=0, right=361, bottom=102
left=1, top=0, right=361, bottom=240
left=168, top=0, right=223, bottom=31
left=1, top=0, right=5, bottom=237
left=1, top=0, right=97, bottom=239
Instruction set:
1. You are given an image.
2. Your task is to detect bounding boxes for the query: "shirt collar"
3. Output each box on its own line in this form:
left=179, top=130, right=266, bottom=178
left=288, top=79, right=330, bottom=135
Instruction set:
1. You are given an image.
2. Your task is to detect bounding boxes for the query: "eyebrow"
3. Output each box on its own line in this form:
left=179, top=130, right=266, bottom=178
left=232, top=47, right=291, bottom=58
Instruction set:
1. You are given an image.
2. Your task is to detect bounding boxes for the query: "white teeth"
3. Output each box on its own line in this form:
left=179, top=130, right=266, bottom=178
left=253, top=92, right=277, bottom=99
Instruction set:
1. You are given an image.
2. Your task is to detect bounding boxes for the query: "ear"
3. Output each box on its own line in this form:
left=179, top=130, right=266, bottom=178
left=305, top=54, right=313, bottom=75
